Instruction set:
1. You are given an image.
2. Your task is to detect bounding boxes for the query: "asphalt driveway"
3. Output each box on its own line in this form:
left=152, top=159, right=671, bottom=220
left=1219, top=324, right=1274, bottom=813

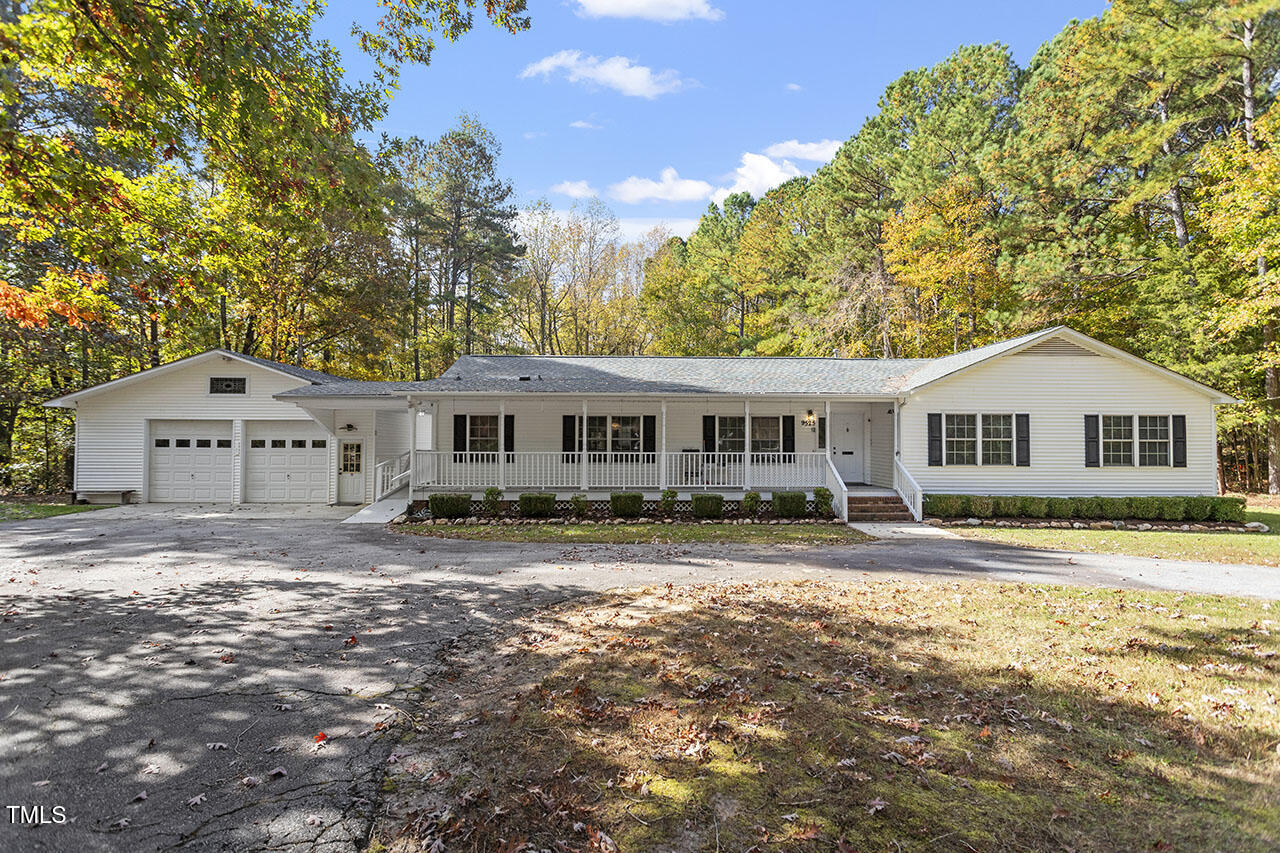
left=2, top=506, right=1277, bottom=852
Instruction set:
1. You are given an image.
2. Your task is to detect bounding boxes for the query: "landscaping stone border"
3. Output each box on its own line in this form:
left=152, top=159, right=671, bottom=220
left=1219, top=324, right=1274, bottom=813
left=926, top=517, right=1269, bottom=534
left=402, top=516, right=849, bottom=527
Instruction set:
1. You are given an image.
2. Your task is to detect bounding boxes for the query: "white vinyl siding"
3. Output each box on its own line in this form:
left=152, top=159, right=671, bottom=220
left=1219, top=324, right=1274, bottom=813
left=903, top=350, right=1218, bottom=496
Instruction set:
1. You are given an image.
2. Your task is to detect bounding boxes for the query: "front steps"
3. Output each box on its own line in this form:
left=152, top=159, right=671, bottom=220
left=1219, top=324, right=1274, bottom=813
left=847, top=494, right=914, bottom=522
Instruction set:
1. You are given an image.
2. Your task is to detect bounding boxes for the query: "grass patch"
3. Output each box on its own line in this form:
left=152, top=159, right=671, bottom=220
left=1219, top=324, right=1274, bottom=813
left=397, top=521, right=871, bottom=546
left=0, top=502, right=103, bottom=522
left=375, top=580, right=1280, bottom=852
left=953, top=526, right=1280, bottom=567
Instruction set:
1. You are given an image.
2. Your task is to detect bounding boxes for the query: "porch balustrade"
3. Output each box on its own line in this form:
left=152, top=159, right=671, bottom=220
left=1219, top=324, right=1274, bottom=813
left=412, top=450, right=828, bottom=492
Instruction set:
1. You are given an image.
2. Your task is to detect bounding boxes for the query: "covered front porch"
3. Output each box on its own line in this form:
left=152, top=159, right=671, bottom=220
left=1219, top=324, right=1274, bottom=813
left=403, top=395, right=918, bottom=519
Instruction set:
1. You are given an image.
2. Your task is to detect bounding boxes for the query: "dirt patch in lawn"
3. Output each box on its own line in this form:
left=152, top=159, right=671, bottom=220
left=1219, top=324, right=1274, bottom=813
left=397, top=521, right=872, bottom=546
left=371, top=580, right=1280, bottom=852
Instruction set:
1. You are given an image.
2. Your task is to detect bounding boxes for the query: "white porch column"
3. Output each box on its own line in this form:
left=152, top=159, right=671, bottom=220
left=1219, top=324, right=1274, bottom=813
left=498, top=400, right=506, bottom=491
left=580, top=400, right=589, bottom=491
left=743, top=399, right=751, bottom=490
left=659, top=400, right=668, bottom=490
left=408, top=399, right=417, bottom=491
left=824, top=400, right=831, bottom=459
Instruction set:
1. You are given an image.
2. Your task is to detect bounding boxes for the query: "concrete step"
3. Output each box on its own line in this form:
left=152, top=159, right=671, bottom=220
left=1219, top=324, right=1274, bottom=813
left=847, top=494, right=912, bottom=522
left=847, top=512, right=914, bottom=521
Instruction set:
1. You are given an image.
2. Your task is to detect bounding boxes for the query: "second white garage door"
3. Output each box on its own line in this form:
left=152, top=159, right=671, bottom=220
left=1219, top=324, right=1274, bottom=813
left=245, top=421, right=330, bottom=503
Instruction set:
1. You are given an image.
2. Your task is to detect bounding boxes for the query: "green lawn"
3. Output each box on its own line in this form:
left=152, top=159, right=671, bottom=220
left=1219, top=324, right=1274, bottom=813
left=0, top=501, right=103, bottom=522
left=398, top=520, right=871, bottom=546
left=373, top=580, right=1280, bottom=852
left=954, top=507, right=1280, bottom=566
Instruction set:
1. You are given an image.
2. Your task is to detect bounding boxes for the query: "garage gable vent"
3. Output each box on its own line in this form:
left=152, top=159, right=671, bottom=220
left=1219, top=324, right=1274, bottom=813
left=1014, top=337, right=1099, bottom=358
left=209, top=376, right=247, bottom=394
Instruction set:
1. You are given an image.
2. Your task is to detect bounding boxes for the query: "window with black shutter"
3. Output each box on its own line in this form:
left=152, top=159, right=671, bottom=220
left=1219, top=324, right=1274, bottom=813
left=1015, top=413, right=1030, bottom=467
left=1084, top=415, right=1100, bottom=467
left=927, top=413, right=943, bottom=466
left=1172, top=415, right=1187, bottom=467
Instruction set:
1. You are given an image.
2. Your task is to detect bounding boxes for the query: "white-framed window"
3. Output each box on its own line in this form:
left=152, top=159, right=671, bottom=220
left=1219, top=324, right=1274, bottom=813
left=209, top=377, right=246, bottom=395
left=467, top=414, right=499, bottom=453
left=612, top=416, right=642, bottom=454
left=716, top=416, right=745, bottom=454
left=573, top=414, right=649, bottom=454
left=750, top=416, right=781, bottom=454
left=1138, top=415, right=1171, bottom=466
left=1101, top=415, right=1133, bottom=466
left=586, top=415, right=609, bottom=453
left=944, top=414, right=977, bottom=465
left=981, top=414, right=1014, bottom=466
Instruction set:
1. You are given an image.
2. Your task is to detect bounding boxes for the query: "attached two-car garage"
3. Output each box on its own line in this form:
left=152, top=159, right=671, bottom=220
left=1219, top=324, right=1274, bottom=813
left=148, top=419, right=330, bottom=503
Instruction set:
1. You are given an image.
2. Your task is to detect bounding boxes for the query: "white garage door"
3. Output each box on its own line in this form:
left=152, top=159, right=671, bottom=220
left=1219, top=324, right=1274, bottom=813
left=245, top=421, right=330, bottom=503
left=150, top=420, right=233, bottom=502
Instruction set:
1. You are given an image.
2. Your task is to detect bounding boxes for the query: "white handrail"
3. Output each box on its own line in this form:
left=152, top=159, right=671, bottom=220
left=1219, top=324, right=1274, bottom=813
left=823, top=454, right=849, bottom=522
left=893, top=458, right=923, bottom=521
left=374, top=451, right=412, bottom=500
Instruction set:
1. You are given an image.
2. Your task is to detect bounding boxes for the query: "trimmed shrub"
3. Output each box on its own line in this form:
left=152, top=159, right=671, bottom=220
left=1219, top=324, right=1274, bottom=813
left=1099, top=497, right=1130, bottom=520
left=1183, top=496, right=1214, bottom=522
left=659, top=489, right=678, bottom=516
left=1156, top=497, right=1186, bottom=521
left=482, top=486, right=503, bottom=516
left=610, top=491, right=643, bottom=518
left=923, top=494, right=969, bottom=518
left=1128, top=496, right=1160, bottom=519
left=772, top=491, right=807, bottom=518
left=1211, top=496, right=1246, bottom=523
left=518, top=492, right=555, bottom=518
left=1045, top=497, right=1075, bottom=519
left=740, top=490, right=762, bottom=517
left=1018, top=494, right=1049, bottom=514
left=569, top=493, right=589, bottom=518
left=691, top=493, right=724, bottom=519
left=812, top=487, right=835, bottom=518
left=993, top=496, right=1023, bottom=518
left=428, top=493, right=471, bottom=519
left=1073, top=497, right=1103, bottom=519
left=968, top=495, right=994, bottom=519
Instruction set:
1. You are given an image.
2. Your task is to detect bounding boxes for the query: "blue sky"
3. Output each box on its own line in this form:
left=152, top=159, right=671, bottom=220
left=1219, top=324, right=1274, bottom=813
left=316, top=0, right=1106, bottom=239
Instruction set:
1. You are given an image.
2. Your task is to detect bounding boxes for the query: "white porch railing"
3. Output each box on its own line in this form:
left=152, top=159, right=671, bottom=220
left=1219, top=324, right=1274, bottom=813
left=412, top=451, right=828, bottom=492
left=893, top=457, right=923, bottom=521
left=374, top=451, right=411, bottom=500
left=824, top=455, right=849, bottom=522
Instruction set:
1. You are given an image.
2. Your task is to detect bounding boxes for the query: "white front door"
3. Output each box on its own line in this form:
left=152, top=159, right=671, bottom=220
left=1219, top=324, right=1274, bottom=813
left=830, top=404, right=867, bottom=484
left=337, top=441, right=364, bottom=504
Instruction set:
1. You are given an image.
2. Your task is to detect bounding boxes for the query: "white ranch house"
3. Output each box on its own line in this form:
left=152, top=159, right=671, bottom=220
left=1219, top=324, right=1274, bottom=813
left=46, top=327, right=1235, bottom=521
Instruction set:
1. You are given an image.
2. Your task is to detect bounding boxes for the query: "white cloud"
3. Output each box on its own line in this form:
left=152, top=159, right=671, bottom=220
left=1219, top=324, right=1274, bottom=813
left=609, top=167, right=714, bottom=204
left=710, top=152, right=803, bottom=204
left=522, top=130, right=547, bottom=140
left=573, top=0, right=723, bottom=22
left=762, top=138, right=840, bottom=162
left=785, top=82, right=803, bottom=92
left=551, top=180, right=597, bottom=199
left=617, top=217, right=699, bottom=241
left=520, top=50, right=688, bottom=99
left=569, top=119, right=603, bottom=130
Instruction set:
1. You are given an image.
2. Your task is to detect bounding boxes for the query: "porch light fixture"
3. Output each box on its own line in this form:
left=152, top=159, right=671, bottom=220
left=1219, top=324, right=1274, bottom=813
left=340, top=423, right=356, bottom=432
left=803, top=410, right=816, bottom=427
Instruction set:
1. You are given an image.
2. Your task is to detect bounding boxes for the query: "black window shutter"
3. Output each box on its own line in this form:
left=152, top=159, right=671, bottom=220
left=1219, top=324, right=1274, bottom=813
left=1084, top=415, right=1100, bottom=467
left=703, top=415, right=716, bottom=453
left=504, top=414, right=515, bottom=454
left=1015, top=413, right=1030, bottom=467
left=642, top=415, right=656, bottom=454
left=927, top=413, right=943, bottom=466
left=1171, top=415, right=1186, bottom=467
left=782, top=416, right=795, bottom=454
left=562, top=415, right=576, bottom=454
left=453, top=414, right=467, bottom=454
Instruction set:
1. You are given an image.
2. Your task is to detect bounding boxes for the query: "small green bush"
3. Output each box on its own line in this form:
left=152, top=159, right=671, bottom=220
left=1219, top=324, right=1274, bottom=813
left=1156, top=496, right=1186, bottom=521
left=428, top=493, right=471, bottom=519
left=812, top=487, right=835, bottom=518
left=482, top=486, right=503, bottom=516
left=993, top=496, right=1023, bottom=518
left=740, top=490, right=762, bottom=517
left=659, top=488, right=678, bottom=516
left=772, top=491, right=807, bottom=518
left=968, top=495, right=994, bottom=518
left=610, top=492, right=643, bottom=518
left=691, top=493, right=724, bottom=519
left=1045, top=497, right=1075, bottom=519
left=1073, top=497, right=1103, bottom=519
left=1211, top=496, right=1246, bottom=523
left=1020, top=496, right=1049, bottom=518
left=1099, top=497, right=1130, bottom=520
left=518, top=492, right=555, bottom=518
left=1127, top=496, right=1160, bottom=519
left=923, top=494, right=969, bottom=517
left=1183, top=496, right=1214, bottom=522
left=569, top=493, right=589, bottom=518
